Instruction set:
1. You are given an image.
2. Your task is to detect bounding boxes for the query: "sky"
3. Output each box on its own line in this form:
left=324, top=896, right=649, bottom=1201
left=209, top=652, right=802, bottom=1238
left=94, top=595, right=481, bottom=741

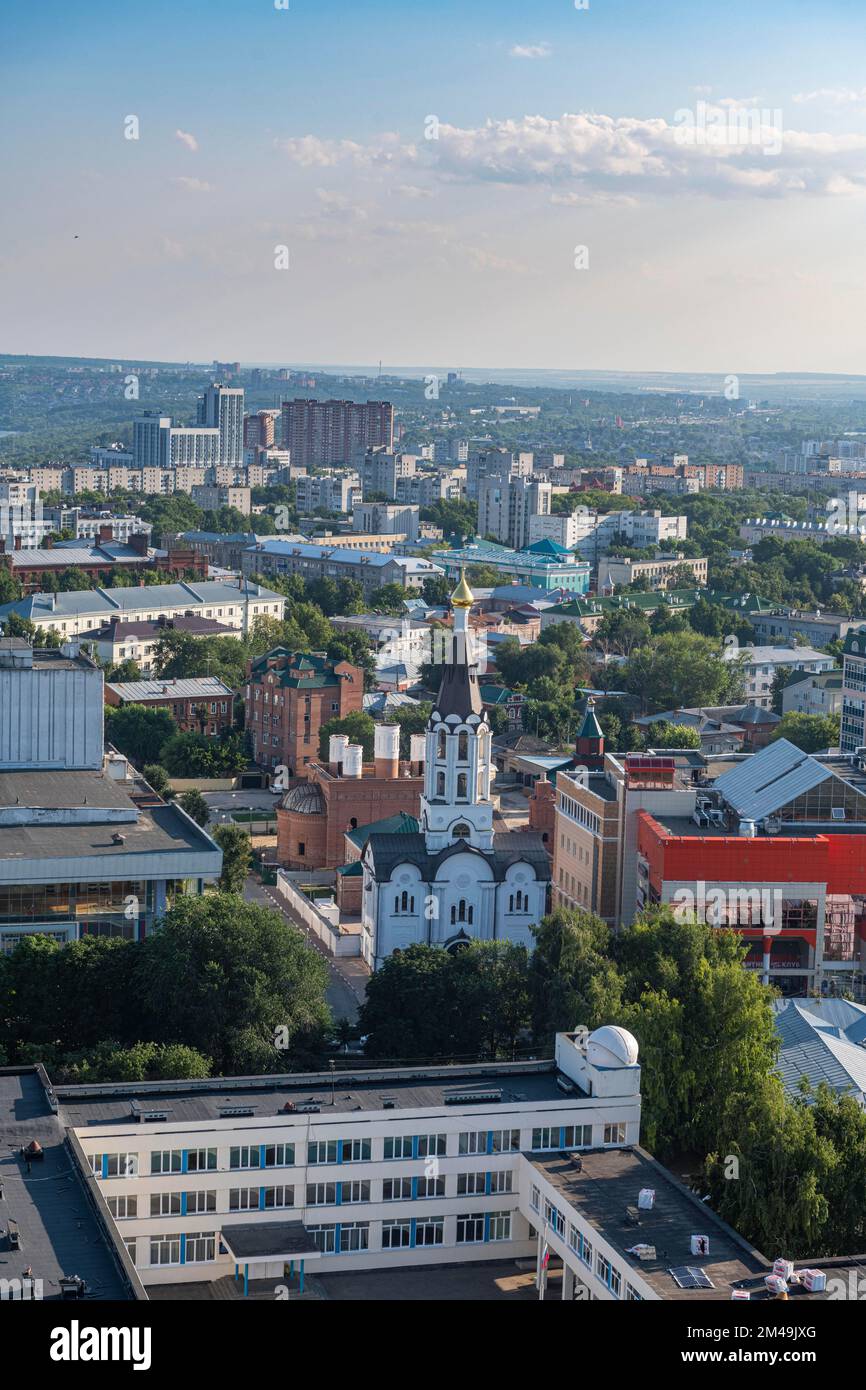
left=4, top=0, right=866, bottom=375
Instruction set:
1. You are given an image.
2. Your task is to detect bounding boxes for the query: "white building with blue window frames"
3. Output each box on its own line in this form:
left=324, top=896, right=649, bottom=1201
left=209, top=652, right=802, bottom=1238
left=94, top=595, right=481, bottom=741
left=60, top=1026, right=642, bottom=1290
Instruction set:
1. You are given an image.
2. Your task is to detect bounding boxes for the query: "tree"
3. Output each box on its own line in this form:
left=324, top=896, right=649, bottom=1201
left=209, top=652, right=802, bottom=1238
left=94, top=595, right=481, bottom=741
left=0, top=569, right=22, bottom=604
left=771, top=711, right=841, bottom=753
left=594, top=609, right=651, bottom=658
left=359, top=945, right=484, bottom=1060
left=527, top=909, right=622, bottom=1046
left=318, top=710, right=376, bottom=763
left=391, top=702, right=433, bottom=757
left=104, top=703, right=176, bottom=768
left=621, top=632, right=745, bottom=713
left=134, top=894, right=331, bottom=1073
left=643, top=719, right=702, bottom=750
left=177, top=788, right=210, bottom=827
left=368, top=583, right=410, bottom=613
left=212, top=825, right=252, bottom=893
left=769, top=665, right=794, bottom=714
left=106, top=657, right=142, bottom=682
left=160, top=731, right=248, bottom=778
left=143, top=763, right=174, bottom=800
left=422, top=574, right=451, bottom=606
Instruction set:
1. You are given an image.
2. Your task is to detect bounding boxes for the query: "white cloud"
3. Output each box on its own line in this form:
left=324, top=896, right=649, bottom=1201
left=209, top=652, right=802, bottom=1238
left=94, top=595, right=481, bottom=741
left=509, top=43, right=552, bottom=60
left=171, top=176, right=214, bottom=193
left=793, top=87, right=866, bottom=107
left=175, top=129, right=199, bottom=153
left=276, top=111, right=866, bottom=200
left=395, top=183, right=434, bottom=199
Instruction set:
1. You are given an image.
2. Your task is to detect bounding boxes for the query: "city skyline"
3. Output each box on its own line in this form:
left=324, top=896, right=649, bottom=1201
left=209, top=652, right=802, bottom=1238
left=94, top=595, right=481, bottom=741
left=5, top=0, right=866, bottom=372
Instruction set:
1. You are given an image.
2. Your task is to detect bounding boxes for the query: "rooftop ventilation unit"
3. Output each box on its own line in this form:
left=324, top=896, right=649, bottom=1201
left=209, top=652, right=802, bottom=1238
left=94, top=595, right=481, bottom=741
left=556, top=1076, right=576, bottom=1095
left=129, top=1100, right=170, bottom=1122
left=218, top=1105, right=256, bottom=1118
left=295, top=1102, right=321, bottom=1114
left=443, top=1087, right=503, bottom=1105
left=381, top=1097, right=397, bottom=1109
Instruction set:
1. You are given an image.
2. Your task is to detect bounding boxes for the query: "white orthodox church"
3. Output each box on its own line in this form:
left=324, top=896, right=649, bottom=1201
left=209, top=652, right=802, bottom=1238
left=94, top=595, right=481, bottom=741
left=360, top=573, right=551, bottom=969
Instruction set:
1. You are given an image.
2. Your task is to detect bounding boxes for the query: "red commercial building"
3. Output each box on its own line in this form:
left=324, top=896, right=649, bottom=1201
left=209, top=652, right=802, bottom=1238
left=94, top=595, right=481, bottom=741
left=636, top=739, right=866, bottom=998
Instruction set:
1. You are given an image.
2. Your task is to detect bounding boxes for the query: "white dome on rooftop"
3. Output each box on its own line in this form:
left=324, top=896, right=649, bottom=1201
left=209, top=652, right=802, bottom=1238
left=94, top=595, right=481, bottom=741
left=586, top=1025, right=639, bottom=1068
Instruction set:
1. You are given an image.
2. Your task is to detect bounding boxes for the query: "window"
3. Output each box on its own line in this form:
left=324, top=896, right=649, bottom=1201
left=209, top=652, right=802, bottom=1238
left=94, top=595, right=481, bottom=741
left=151, top=1192, right=181, bottom=1217
left=107, top=1195, right=137, bottom=1220
left=530, top=1184, right=540, bottom=1213
left=308, top=1140, right=338, bottom=1165
left=185, top=1232, right=216, bottom=1264
left=149, top=1234, right=181, bottom=1267
left=457, top=732, right=468, bottom=761
left=307, top=1182, right=337, bottom=1206
left=489, top=1170, right=513, bottom=1195
left=230, top=1188, right=260, bottom=1212
left=456, top=1213, right=485, bottom=1244
left=491, top=1129, right=520, bottom=1153
left=394, top=891, right=415, bottom=915
left=340, top=1180, right=370, bottom=1204
left=416, top=1174, right=445, bottom=1199
left=457, top=1172, right=486, bottom=1196
left=230, top=1146, right=260, bottom=1170
left=456, top=773, right=468, bottom=800
left=264, top=1185, right=294, bottom=1209
left=382, top=1219, right=412, bottom=1249
left=184, top=1190, right=215, bottom=1214
left=489, top=1211, right=512, bottom=1242
left=417, top=1134, right=446, bottom=1158
left=383, top=1136, right=413, bottom=1161
left=436, top=772, right=445, bottom=797
left=452, top=822, right=471, bottom=838
left=458, top=1131, right=488, bottom=1156
left=626, top=1284, right=643, bottom=1301
left=339, top=1222, right=370, bottom=1253
left=437, top=729, right=447, bottom=759
left=186, top=1149, right=217, bottom=1173
left=102, top=1153, right=138, bottom=1178
left=543, top=1199, right=565, bottom=1237
left=151, top=1150, right=182, bottom=1175
left=263, top=1143, right=294, bottom=1168
left=604, top=1123, right=626, bottom=1145
left=341, top=1138, right=371, bottom=1163
left=415, top=1217, right=444, bottom=1247
left=532, top=1125, right=592, bottom=1151
left=382, top=1177, right=413, bottom=1201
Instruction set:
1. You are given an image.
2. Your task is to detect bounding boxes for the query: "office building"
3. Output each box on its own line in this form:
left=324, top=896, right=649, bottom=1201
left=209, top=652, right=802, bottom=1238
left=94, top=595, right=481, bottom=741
left=478, top=476, right=552, bottom=551
left=198, top=383, right=245, bottom=467
left=283, top=400, right=394, bottom=470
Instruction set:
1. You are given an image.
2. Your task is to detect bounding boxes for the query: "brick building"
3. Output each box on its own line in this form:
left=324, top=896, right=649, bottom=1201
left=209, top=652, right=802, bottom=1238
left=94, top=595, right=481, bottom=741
left=244, top=649, right=364, bottom=777
left=104, top=676, right=235, bottom=735
left=276, top=727, right=425, bottom=869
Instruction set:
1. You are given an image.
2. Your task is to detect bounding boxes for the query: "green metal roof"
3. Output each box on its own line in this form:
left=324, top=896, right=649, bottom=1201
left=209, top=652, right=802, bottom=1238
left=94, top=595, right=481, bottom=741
left=345, top=810, right=420, bottom=850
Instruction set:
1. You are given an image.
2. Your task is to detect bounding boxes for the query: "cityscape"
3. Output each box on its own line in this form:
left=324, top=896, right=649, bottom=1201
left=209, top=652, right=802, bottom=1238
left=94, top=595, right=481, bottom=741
left=4, top=0, right=866, bottom=1363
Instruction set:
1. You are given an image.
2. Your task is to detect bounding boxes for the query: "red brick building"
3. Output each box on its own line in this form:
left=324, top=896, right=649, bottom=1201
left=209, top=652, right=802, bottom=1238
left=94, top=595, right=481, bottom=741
left=104, top=675, right=235, bottom=734
left=244, top=649, right=364, bottom=777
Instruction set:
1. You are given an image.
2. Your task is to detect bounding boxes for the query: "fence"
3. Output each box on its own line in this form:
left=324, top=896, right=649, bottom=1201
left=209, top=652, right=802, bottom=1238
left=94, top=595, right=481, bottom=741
left=275, top=870, right=361, bottom=957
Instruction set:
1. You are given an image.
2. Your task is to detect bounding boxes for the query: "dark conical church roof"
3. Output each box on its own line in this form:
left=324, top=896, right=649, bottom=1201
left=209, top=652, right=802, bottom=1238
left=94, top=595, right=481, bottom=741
left=435, top=628, right=484, bottom=720
left=577, top=698, right=603, bottom=741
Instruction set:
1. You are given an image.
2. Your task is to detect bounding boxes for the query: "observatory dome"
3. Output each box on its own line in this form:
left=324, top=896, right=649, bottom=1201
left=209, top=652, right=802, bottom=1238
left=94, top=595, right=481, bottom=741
left=586, top=1025, right=639, bottom=1068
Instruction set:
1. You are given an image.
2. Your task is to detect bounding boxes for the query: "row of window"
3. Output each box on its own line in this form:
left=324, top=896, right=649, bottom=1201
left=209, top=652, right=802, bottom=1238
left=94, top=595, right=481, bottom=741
left=92, top=1125, right=621, bottom=1181
left=528, top=1187, right=642, bottom=1301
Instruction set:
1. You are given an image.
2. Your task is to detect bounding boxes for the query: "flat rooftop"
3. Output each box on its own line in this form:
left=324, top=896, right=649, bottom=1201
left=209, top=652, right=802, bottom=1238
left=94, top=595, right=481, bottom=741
left=532, top=1147, right=864, bottom=1301
left=0, top=1071, right=131, bottom=1300
left=57, top=1062, right=573, bottom=1130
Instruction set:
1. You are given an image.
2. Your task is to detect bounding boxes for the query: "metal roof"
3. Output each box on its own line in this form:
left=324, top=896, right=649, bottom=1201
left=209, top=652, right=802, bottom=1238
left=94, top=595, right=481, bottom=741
left=713, top=738, right=831, bottom=822
left=106, top=676, right=234, bottom=701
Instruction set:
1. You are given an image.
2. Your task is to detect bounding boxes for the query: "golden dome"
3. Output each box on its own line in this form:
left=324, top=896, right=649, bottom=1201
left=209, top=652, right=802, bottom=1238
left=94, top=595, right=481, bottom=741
left=450, top=569, right=474, bottom=610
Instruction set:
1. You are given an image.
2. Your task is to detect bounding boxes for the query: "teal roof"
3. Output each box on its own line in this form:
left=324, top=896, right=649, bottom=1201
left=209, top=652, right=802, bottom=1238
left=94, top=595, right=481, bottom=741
left=479, top=684, right=517, bottom=706
left=336, top=860, right=363, bottom=876
left=577, top=701, right=604, bottom=740
left=524, top=538, right=570, bottom=556
left=345, top=810, right=420, bottom=850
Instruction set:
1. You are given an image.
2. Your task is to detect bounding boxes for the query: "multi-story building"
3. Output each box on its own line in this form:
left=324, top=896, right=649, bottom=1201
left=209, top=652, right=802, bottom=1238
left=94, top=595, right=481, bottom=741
left=598, top=554, right=707, bottom=593
left=191, top=484, right=252, bottom=514
left=431, top=540, right=591, bottom=595
left=295, top=471, right=361, bottom=515
left=243, top=409, right=279, bottom=449
left=104, top=677, right=235, bottom=736
left=283, top=400, right=394, bottom=470
left=245, top=649, right=365, bottom=777
left=198, top=383, right=245, bottom=466
left=0, top=640, right=222, bottom=953
left=352, top=502, right=420, bottom=543
left=478, top=476, right=552, bottom=551
left=751, top=609, right=862, bottom=648
left=57, top=1026, right=642, bottom=1289
left=132, top=413, right=220, bottom=471
left=80, top=613, right=237, bottom=676
left=781, top=669, right=844, bottom=719
left=0, top=577, right=285, bottom=640
left=361, top=448, right=417, bottom=499
left=241, top=539, right=443, bottom=598
left=841, top=625, right=866, bottom=753
left=724, top=645, right=835, bottom=710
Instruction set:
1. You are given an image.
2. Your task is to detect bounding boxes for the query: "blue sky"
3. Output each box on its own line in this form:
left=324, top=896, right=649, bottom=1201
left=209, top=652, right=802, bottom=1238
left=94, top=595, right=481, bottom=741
left=5, top=0, right=866, bottom=372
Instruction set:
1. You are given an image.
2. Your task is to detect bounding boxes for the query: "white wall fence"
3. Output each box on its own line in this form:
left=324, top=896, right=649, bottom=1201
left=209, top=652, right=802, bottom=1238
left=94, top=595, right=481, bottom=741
left=275, top=870, right=361, bottom=957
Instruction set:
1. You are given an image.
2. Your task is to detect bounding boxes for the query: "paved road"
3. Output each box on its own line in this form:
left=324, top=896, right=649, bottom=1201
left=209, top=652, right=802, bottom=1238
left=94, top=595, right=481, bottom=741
left=243, top=875, right=368, bottom=1023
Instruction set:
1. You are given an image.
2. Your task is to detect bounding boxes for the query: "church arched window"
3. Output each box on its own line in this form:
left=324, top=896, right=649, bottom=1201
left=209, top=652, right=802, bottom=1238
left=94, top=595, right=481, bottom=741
left=457, top=731, right=468, bottom=762
left=437, top=729, right=447, bottom=759
left=456, top=773, right=468, bottom=800
left=452, top=822, right=471, bottom=839
left=436, top=771, right=446, bottom=797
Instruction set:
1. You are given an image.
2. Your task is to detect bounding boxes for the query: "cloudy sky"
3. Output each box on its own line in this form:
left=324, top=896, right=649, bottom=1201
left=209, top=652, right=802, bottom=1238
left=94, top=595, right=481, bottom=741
left=5, top=0, right=866, bottom=373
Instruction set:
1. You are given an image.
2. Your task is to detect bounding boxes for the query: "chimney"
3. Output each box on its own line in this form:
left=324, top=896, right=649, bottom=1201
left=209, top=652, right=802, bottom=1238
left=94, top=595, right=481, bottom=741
left=130, top=532, right=148, bottom=557
left=374, top=723, right=401, bottom=780
left=98, top=524, right=113, bottom=544
left=343, top=743, right=363, bottom=779
left=329, top=732, right=349, bottom=774
left=409, top=732, right=426, bottom=776
left=14, top=534, right=22, bottom=550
